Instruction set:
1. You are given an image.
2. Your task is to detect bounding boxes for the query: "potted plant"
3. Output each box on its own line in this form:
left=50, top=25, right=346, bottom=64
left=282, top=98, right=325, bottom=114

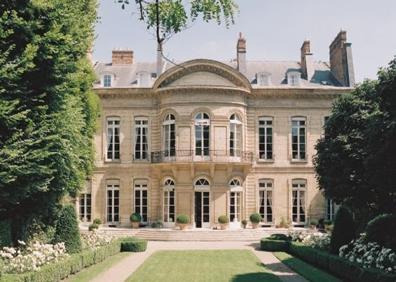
left=218, top=215, right=229, bottom=230
left=241, top=219, right=248, bottom=229
left=130, top=213, right=141, bottom=229
left=176, top=214, right=189, bottom=230
left=250, top=213, right=262, bottom=229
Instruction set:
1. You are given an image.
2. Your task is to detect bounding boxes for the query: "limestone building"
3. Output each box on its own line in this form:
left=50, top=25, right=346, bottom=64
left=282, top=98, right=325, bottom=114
left=78, top=31, right=354, bottom=228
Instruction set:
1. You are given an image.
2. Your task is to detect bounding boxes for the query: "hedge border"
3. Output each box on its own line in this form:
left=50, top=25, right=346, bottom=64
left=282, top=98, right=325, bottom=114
left=120, top=238, right=147, bottom=252
left=0, top=237, right=147, bottom=282
left=260, top=238, right=289, bottom=252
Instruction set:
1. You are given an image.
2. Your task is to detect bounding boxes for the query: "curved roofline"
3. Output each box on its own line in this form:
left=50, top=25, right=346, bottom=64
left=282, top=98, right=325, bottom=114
left=153, top=59, right=252, bottom=92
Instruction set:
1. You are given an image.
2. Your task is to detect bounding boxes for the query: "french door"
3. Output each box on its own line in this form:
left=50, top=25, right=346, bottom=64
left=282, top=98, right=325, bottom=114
left=134, top=183, right=148, bottom=223
left=194, top=191, right=210, bottom=228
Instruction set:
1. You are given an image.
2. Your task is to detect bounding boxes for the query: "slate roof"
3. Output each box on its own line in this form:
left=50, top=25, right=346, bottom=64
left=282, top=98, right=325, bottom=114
left=93, top=59, right=341, bottom=88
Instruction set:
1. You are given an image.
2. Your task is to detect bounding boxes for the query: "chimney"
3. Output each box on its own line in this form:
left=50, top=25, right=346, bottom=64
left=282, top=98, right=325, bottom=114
left=112, top=49, right=133, bottom=65
left=237, top=32, right=247, bottom=75
left=157, top=42, right=163, bottom=77
left=300, top=40, right=314, bottom=81
left=329, top=31, right=355, bottom=86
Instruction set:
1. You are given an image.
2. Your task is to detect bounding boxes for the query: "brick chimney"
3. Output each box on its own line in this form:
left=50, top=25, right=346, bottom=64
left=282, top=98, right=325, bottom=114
left=300, top=40, right=314, bottom=81
left=237, top=32, right=247, bottom=75
left=112, top=49, right=133, bottom=65
left=329, top=31, right=355, bottom=86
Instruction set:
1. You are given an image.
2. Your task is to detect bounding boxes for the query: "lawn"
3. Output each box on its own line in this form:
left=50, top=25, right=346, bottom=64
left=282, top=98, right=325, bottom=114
left=65, top=252, right=130, bottom=282
left=127, top=250, right=281, bottom=282
left=273, top=252, right=341, bottom=282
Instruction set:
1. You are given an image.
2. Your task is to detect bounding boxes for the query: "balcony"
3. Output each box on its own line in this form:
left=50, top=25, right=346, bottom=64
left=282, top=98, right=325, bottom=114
left=151, top=150, right=254, bottom=164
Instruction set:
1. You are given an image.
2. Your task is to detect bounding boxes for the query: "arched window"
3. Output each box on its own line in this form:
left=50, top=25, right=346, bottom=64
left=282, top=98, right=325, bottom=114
left=292, top=179, right=306, bottom=224
left=163, top=114, right=176, bottom=157
left=163, top=178, right=175, bottom=223
left=229, top=178, right=242, bottom=222
left=229, top=114, right=242, bottom=157
left=195, top=113, right=210, bottom=157
left=194, top=178, right=210, bottom=188
left=259, top=179, right=273, bottom=223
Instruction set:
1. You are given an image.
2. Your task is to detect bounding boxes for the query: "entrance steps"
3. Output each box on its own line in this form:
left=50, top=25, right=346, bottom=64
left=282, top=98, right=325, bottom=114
left=82, top=227, right=294, bottom=241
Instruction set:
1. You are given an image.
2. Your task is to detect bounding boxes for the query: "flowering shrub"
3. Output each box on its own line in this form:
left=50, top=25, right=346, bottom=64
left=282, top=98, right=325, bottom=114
left=81, top=230, right=114, bottom=249
left=339, top=234, right=396, bottom=274
left=0, top=241, right=67, bottom=274
left=289, top=230, right=331, bottom=250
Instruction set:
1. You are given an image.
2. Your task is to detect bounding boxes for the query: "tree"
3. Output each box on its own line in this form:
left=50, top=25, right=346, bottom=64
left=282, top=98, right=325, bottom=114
left=118, top=0, right=238, bottom=58
left=0, top=0, right=99, bottom=241
left=314, top=57, right=396, bottom=224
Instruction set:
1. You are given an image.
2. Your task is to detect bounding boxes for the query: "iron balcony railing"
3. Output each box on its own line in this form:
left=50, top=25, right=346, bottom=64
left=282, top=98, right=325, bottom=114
left=150, top=150, right=254, bottom=163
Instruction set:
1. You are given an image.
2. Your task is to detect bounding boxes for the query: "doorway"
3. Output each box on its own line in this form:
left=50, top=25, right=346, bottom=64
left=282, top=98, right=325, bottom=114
left=194, top=191, right=210, bottom=228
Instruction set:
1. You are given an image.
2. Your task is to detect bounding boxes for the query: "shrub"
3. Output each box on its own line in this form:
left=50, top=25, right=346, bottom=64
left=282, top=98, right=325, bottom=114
left=268, top=233, right=290, bottom=241
left=365, top=214, right=396, bottom=250
left=120, top=238, right=147, bottom=252
left=260, top=238, right=289, bottom=251
left=130, top=213, right=141, bottom=222
left=250, top=213, right=261, bottom=224
left=218, top=215, right=229, bottom=224
left=176, top=214, right=189, bottom=224
left=309, top=219, right=318, bottom=226
left=150, top=220, right=163, bottom=228
left=54, top=205, right=82, bottom=254
left=330, top=206, right=355, bottom=254
left=81, top=231, right=114, bottom=250
left=241, top=219, right=247, bottom=228
left=93, top=218, right=102, bottom=225
left=0, top=220, right=12, bottom=248
left=88, top=223, right=99, bottom=231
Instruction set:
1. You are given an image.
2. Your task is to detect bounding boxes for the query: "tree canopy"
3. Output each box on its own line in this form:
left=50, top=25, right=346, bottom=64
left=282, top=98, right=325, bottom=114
left=314, top=57, right=396, bottom=222
left=0, top=0, right=99, bottom=240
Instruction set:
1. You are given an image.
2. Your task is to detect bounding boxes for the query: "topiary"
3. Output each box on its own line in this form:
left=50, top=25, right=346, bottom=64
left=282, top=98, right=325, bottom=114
left=218, top=215, right=229, bottom=224
left=93, top=218, right=102, bottom=225
left=176, top=214, right=189, bottom=224
left=330, top=206, right=355, bottom=254
left=241, top=219, right=248, bottom=228
left=365, top=214, right=396, bottom=250
left=54, top=205, right=82, bottom=253
left=130, top=213, right=141, bottom=222
left=88, top=223, right=99, bottom=231
left=250, top=213, right=262, bottom=224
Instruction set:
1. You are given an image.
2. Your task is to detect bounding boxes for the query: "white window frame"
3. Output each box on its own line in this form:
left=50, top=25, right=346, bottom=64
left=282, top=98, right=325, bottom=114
left=106, top=183, right=120, bottom=224
left=257, top=72, right=271, bottom=86
left=79, top=193, right=91, bottom=222
left=292, top=180, right=306, bottom=225
left=194, top=178, right=210, bottom=228
left=259, top=179, right=273, bottom=223
left=163, top=114, right=176, bottom=158
left=134, top=180, right=148, bottom=223
left=163, top=178, right=175, bottom=224
left=134, top=117, right=149, bottom=160
left=229, top=179, right=242, bottom=222
left=194, top=113, right=210, bottom=157
left=229, top=114, right=242, bottom=157
left=287, top=71, right=301, bottom=86
left=258, top=117, right=273, bottom=160
left=326, top=198, right=335, bottom=221
left=103, top=74, right=112, bottom=87
left=106, top=117, right=120, bottom=161
left=291, top=117, right=306, bottom=161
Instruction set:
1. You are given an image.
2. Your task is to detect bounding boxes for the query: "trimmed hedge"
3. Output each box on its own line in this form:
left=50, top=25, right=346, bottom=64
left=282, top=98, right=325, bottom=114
left=260, top=238, right=289, bottom=251
left=288, top=241, right=396, bottom=282
left=120, top=238, right=147, bottom=252
left=366, top=214, right=396, bottom=250
left=0, top=237, right=147, bottom=282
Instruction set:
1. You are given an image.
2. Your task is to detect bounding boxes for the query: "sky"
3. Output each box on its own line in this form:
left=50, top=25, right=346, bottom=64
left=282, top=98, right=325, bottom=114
left=94, top=0, right=396, bottom=82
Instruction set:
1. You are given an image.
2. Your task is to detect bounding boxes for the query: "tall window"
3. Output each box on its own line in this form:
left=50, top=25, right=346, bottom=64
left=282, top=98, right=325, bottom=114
left=163, top=179, right=175, bottom=223
left=195, top=113, right=210, bottom=156
left=326, top=198, right=335, bottom=221
left=259, top=179, right=273, bottom=223
left=163, top=114, right=176, bottom=157
left=134, top=118, right=148, bottom=160
left=103, top=74, right=112, bottom=87
left=291, top=117, right=306, bottom=160
left=79, top=193, right=91, bottom=222
left=134, top=181, right=148, bottom=222
left=258, top=117, right=273, bottom=160
left=292, top=180, right=306, bottom=224
left=229, top=179, right=242, bottom=222
left=106, top=118, right=120, bottom=160
left=107, top=183, right=119, bottom=223
left=229, top=114, right=242, bottom=157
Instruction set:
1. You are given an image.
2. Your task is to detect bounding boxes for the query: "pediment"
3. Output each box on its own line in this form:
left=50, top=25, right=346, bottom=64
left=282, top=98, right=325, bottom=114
left=168, top=71, right=237, bottom=88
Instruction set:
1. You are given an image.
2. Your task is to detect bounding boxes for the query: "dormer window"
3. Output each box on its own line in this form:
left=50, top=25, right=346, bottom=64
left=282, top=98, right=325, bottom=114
left=103, top=74, right=112, bottom=87
left=287, top=71, right=301, bottom=86
left=137, top=71, right=150, bottom=87
left=257, top=72, right=271, bottom=86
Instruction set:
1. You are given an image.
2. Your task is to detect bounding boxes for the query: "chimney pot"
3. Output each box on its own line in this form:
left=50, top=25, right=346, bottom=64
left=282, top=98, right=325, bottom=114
left=237, top=32, right=247, bottom=75
left=329, top=31, right=355, bottom=86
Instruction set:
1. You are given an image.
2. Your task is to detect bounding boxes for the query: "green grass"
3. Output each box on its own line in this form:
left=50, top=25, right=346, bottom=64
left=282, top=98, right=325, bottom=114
left=65, top=252, right=130, bottom=282
left=127, top=250, right=281, bottom=282
left=273, top=252, right=342, bottom=282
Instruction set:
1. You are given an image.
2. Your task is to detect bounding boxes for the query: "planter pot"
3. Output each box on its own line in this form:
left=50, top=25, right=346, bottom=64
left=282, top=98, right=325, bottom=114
left=251, top=223, right=259, bottom=229
left=220, top=223, right=228, bottom=230
left=178, top=223, right=188, bottom=230
left=131, top=222, right=140, bottom=229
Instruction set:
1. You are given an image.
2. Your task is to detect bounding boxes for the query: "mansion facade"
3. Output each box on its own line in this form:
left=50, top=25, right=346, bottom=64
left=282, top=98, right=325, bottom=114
left=78, top=31, right=355, bottom=228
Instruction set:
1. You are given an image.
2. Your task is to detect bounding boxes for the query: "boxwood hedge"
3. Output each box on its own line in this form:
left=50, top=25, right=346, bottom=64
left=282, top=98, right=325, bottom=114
left=120, top=238, right=147, bottom=252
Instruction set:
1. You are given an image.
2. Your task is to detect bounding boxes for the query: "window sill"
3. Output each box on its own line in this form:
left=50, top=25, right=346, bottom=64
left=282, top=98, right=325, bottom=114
left=290, top=159, right=308, bottom=164
left=257, top=159, right=275, bottom=164
left=104, top=160, right=121, bottom=164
